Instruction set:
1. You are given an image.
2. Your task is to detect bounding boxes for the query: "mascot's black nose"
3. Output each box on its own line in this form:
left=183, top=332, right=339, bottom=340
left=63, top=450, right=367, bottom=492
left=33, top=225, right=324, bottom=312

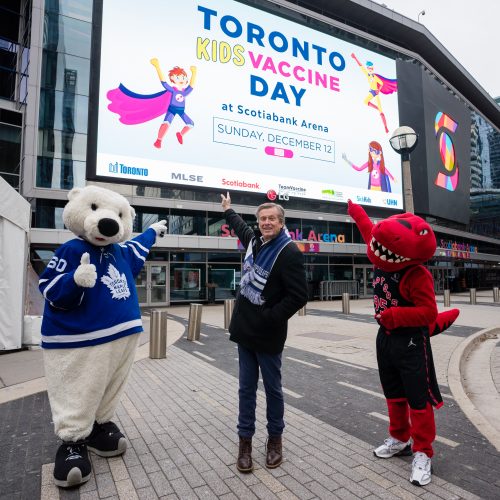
left=98, top=218, right=120, bottom=237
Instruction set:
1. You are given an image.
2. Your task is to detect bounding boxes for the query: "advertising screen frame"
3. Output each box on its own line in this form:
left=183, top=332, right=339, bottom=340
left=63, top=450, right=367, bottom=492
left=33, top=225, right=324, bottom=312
left=87, top=0, right=404, bottom=211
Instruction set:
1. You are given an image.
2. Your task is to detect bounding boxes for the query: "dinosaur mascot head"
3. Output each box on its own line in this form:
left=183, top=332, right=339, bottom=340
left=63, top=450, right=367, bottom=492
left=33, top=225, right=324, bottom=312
left=347, top=200, right=436, bottom=272
left=347, top=199, right=458, bottom=336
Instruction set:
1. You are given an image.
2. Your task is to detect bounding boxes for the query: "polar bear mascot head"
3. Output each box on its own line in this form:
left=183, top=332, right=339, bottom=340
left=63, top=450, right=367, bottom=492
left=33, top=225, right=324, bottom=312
left=63, top=185, right=136, bottom=246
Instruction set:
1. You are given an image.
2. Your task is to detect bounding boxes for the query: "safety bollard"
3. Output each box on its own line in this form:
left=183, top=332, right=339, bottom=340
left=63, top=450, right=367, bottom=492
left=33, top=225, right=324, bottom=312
left=224, top=299, right=235, bottom=330
left=298, top=305, right=306, bottom=316
left=493, top=287, right=499, bottom=303
left=341, top=292, right=350, bottom=314
left=187, top=303, right=203, bottom=341
left=469, top=288, right=477, bottom=305
left=443, top=289, right=451, bottom=308
left=149, top=310, right=167, bottom=359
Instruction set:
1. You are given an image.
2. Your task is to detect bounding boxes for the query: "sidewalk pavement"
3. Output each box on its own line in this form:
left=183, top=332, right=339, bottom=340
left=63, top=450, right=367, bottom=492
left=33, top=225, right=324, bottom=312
left=0, top=294, right=499, bottom=499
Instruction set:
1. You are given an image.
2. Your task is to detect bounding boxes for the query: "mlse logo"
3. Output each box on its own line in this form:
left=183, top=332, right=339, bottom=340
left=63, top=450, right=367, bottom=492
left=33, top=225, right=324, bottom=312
left=171, top=173, right=203, bottom=182
left=434, top=112, right=459, bottom=192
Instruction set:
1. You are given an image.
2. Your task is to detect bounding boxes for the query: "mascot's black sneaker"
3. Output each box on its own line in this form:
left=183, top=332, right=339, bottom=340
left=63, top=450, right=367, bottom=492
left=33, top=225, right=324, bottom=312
left=53, top=440, right=91, bottom=488
left=87, top=421, right=128, bottom=457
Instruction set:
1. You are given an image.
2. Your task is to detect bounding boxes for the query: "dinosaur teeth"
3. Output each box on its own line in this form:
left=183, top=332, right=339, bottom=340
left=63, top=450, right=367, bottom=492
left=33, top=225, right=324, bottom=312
left=380, top=255, right=387, bottom=261
left=375, top=249, right=381, bottom=257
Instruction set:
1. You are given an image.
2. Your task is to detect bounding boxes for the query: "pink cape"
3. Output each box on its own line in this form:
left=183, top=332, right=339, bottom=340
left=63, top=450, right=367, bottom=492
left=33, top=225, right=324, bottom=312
left=106, top=84, right=172, bottom=125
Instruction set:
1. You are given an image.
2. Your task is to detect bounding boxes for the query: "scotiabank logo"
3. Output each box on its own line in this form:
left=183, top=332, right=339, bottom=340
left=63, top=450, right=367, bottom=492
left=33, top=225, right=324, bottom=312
left=222, top=178, right=260, bottom=189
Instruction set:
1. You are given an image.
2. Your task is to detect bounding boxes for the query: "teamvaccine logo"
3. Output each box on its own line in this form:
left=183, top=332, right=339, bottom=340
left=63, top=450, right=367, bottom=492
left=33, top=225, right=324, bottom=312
left=434, top=112, right=459, bottom=191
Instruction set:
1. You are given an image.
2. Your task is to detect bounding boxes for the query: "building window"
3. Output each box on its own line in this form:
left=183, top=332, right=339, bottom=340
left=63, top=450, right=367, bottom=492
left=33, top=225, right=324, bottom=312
left=36, top=157, right=86, bottom=189
left=0, top=122, right=22, bottom=190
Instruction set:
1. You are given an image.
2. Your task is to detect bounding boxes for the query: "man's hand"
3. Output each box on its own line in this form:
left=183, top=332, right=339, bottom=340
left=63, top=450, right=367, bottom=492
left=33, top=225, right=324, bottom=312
left=221, top=191, right=231, bottom=211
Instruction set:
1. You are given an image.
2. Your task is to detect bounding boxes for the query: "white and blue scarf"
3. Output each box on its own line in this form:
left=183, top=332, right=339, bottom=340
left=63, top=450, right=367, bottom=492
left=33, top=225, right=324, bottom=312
left=239, top=228, right=292, bottom=305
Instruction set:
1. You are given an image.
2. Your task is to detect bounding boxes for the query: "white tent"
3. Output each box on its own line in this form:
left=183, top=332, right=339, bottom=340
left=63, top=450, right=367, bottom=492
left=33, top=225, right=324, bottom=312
left=0, top=177, right=31, bottom=350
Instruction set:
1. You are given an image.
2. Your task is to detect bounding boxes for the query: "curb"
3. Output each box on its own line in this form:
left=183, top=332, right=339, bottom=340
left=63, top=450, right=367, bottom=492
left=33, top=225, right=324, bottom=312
left=448, top=327, right=500, bottom=452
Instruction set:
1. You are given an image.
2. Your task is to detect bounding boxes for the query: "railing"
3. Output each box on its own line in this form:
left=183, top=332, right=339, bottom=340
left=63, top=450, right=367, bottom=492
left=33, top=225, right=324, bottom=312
left=319, top=280, right=359, bottom=301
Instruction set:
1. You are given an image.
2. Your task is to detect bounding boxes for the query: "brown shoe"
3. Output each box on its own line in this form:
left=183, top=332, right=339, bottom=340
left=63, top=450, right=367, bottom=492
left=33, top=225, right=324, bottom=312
left=266, top=435, right=283, bottom=468
left=237, top=436, right=253, bottom=473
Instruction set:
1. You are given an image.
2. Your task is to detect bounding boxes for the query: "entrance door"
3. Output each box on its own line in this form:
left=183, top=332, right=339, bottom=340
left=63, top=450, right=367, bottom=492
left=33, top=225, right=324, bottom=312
left=137, top=263, right=169, bottom=306
left=354, top=265, right=374, bottom=297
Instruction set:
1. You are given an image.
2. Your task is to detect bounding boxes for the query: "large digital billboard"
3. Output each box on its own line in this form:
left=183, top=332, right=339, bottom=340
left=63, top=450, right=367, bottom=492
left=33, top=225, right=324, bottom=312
left=397, top=61, right=471, bottom=224
left=91, top=0, right=402, bottom=209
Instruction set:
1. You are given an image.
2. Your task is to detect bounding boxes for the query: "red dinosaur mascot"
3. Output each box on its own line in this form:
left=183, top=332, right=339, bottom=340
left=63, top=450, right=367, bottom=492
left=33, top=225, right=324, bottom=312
left=348, top=200, right=459, bottom=487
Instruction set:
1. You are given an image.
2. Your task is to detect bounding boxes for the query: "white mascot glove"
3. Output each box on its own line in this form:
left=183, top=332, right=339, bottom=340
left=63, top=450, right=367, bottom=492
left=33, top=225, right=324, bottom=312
left=74, top=253, right=97, bottom=288
left=149, top=219, right=167, bottom=237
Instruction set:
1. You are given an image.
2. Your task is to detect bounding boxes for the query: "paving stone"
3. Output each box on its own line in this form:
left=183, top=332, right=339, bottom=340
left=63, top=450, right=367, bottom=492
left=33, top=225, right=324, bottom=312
left=115, top=478, right=140, bottom=500
left=128, top=464, right=152, bottom=490
left=108, top=456, right=129, bottom=482
left=95, top=471, right=118, bottom=498
left=276, top=474, right=316, bottom=499
left=194, top=485, right=219, bottom=499
left=136, top=486, right=159, bottom=500
left=148, top=470, right=174, bottom=497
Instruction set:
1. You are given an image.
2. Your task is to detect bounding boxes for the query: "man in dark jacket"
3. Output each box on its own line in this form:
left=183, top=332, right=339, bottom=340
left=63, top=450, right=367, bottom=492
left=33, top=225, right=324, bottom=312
left=221, top=192, right=308, bottom=473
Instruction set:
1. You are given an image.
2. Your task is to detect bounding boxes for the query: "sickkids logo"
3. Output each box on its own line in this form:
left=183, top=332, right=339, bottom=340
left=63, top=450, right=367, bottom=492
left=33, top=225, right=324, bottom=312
left=434, top=111, right=459, bottom=192
left=108, top=162, right=148, bottom=177
left=356, top=195, right=372, bottom=204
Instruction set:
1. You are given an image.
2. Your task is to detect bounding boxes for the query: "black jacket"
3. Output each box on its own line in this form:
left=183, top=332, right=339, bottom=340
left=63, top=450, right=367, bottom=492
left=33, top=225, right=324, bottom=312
left=225, top=209, right=308, bottom=354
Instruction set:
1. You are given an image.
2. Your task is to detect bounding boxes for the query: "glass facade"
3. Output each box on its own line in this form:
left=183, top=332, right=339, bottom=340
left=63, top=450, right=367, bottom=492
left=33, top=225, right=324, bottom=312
left=469, top=111, right=500, bottom=239
left=0, top=117, right=22, bottom=190
left=36, top=0, right=93, bottom=190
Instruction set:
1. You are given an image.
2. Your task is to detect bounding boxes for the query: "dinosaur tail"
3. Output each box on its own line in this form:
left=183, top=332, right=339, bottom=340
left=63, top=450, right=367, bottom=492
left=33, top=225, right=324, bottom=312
left=429, top=309, right=460, bottom=337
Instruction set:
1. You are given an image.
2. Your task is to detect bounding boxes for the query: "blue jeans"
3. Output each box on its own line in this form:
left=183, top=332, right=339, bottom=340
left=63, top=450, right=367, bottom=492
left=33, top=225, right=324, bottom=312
left=237, top=344, right=284, bottom=438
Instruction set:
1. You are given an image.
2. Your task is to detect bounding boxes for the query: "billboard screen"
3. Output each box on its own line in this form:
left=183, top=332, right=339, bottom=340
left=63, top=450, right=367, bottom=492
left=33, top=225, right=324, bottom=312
left=92, top=0, right=402, bottom=209
left=397, top=61, right=471, bottom=224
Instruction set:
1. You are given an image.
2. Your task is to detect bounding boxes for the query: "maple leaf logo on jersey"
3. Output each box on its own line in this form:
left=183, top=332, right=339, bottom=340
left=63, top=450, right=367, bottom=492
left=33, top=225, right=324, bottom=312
left=100, top=263, right=130, bottom=300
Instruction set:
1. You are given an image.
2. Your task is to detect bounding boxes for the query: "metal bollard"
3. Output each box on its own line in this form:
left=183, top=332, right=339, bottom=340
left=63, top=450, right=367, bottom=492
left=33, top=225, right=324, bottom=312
left=493, top=287, right=499, bottom=303
left=187, top=303, right=203, bottom=341
left=149, top=310, right=167, bottom=359
left=469, top=288, right=477, bottom=305
left=298, top=305, right=306, bottom=316
left=443, top=289, right=451, bottom=307
left=224, top=299, right=235, bottom=330
left=341, top=292, right=350, bottom=314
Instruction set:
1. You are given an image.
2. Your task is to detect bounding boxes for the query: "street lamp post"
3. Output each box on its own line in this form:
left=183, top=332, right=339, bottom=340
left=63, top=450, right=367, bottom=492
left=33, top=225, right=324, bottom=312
left=418, top=10, right=425, bottom=23
left=389, top=126, right=418, bottom=214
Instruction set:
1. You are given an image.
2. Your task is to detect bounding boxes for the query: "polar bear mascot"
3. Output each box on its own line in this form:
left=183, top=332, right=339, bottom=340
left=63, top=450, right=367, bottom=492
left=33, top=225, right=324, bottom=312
left=38, top=185, right=167, bottom=488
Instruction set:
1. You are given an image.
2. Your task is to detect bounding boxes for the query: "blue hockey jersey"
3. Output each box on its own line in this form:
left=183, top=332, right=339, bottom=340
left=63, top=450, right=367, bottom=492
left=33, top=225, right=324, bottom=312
left=39, top=229, right=157, bottom=348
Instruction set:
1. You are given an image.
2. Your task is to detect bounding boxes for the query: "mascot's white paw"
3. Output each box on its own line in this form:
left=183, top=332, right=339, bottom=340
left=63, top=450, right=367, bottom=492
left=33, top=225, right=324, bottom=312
left=74, top=253, right=97, bottom=287
left=149, top=220, right=167, bottom=237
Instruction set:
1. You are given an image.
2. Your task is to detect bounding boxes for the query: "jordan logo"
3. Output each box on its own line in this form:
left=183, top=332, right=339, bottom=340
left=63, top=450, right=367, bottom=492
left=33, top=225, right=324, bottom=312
left=408, top=338, right=416, bottom=348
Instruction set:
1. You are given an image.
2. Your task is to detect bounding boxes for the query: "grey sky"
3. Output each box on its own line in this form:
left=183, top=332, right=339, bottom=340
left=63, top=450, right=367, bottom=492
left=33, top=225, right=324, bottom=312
left=375, top=0, right=499, bottom=99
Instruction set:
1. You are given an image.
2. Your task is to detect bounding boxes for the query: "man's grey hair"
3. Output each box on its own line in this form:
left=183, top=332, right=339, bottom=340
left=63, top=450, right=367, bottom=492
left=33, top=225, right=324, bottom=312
left=255, top=203, right=285, bottom=223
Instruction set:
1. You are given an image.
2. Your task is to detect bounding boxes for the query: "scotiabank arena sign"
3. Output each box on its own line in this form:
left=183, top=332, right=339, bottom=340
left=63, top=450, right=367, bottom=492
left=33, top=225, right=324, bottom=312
left=221, top=224, right=346, bottom=243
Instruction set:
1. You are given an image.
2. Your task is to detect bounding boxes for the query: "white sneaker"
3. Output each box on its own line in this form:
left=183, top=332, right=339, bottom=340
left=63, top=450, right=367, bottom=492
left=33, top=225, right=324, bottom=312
left=410, top=451, right=432, bottom=486
left=373, top=436, right=412, bottom=458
